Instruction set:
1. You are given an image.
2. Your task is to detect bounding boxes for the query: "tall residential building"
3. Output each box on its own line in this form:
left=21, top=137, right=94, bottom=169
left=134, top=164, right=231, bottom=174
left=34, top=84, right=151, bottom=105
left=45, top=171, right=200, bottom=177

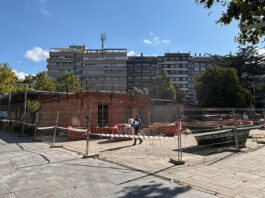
left=188, top=55, right=213, bottom=104
left=157, top=53, right=191, bottom=102
left=127, top=55, right=157, bottom=92
left=157, top=53, right=212, bottom=104
left=47, top=45, right=127, bottom=92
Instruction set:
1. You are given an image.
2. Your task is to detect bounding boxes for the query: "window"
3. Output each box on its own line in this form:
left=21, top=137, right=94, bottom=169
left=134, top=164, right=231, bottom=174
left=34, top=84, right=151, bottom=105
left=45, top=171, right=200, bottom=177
left=98, top=105, right=108, bottom=127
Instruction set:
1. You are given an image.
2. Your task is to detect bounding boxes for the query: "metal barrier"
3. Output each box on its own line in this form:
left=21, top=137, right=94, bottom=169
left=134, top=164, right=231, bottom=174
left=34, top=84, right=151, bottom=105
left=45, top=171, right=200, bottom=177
left=1, top=107, right=265, bottom=167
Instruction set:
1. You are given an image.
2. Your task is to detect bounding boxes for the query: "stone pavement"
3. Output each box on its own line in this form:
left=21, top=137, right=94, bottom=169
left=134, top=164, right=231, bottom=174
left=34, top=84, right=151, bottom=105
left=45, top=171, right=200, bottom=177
left=0, top=131, right=215, bottom=198
left=59, top=129, right=265, bottom=198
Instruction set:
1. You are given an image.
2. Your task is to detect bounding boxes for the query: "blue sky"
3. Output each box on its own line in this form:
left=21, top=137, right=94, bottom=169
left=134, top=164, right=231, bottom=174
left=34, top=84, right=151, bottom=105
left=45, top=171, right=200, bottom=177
left=0, top=0, right=242, bottom=78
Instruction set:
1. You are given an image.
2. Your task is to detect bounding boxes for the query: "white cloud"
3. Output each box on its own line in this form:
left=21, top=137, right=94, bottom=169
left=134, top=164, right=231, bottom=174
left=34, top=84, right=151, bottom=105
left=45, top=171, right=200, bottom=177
left=24, top=47, right=49, bottom=62
left=40, top=8, right=50, bottom=16
left=143, top=39, right=153, bottom=45
left=12, top=70, right=29, bottom=80
left=162, top=40, right=171, bottom=44
left=38, top=0, right=50, bottom=16
left=127, top=50, right=157, bottom=57
left=143, top=33, right=171, bottom=46
left=127, top=50, right=140, bottom=56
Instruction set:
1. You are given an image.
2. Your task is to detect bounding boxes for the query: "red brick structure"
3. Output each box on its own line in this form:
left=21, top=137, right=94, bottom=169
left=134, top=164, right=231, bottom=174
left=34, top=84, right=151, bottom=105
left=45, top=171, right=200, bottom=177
left=39, top=91, right=151, bottom=128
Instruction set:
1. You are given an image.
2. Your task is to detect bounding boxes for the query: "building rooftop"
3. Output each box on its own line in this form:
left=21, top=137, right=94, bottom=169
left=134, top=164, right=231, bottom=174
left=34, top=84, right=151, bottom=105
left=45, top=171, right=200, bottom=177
left=50, top=45, right=127, bottom=54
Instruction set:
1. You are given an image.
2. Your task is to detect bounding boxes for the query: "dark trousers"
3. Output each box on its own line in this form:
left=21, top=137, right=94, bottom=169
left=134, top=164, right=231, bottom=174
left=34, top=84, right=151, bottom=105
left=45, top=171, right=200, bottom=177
left=134, top=130, right=142, bottom=144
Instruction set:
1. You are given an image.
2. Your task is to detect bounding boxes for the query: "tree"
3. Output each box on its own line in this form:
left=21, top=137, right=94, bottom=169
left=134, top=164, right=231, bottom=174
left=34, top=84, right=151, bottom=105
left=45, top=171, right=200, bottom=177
left=211, top=46, right=265, bottom=103
left=34, top=72, right=56, bottom=92
left=150, top=73, right=177, bottom=102
left=23, top=75, right=36, bottom=89
left=27, top=100, right=40, bottom=113
left=195, top=66, right=252, bottom=107
left=23, top=72, right=56, bottom=92
left=132, top=87, right=149, bottom=95
left=174, top=85, right=185, bottom=104
left=196, top=0, right=265, bottom=44
left=0, top=63, right=18, bottom=95
left=212, top=47, right=265, bottom=80
left=56, top=73, right=82, bottom=93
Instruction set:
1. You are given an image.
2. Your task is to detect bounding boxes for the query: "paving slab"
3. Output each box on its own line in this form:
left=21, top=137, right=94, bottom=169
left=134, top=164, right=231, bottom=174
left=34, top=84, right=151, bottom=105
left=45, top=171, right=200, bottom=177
left=0, top=131, right=215, bottom=198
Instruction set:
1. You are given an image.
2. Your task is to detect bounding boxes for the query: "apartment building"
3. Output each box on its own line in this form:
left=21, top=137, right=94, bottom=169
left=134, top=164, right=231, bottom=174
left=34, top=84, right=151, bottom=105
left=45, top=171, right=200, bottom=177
left=47, top=45, right=127, bottom=92
left=157, top=53, right=212, bottom=104
left=188, top=55, right=213, bottom=104
left=157, top=53, right=191, bottom=102
left=127, top=55, right=157, bottom=92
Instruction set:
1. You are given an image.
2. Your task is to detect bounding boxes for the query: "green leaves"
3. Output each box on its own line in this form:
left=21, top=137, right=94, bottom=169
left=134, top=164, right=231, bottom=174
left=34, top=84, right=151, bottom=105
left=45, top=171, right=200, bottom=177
left=195, top=66, right=252, bottom=107
left=34, top=72, right=56, bottom=92
left=56, top=73, right=82, bottom=93
left=26, top=100, right=40, bottom=113
left=150, top=73, right=184, bottom=103
left=0, top=63, right=18, bottom=95
left=196, top=0, right=265, bottom=44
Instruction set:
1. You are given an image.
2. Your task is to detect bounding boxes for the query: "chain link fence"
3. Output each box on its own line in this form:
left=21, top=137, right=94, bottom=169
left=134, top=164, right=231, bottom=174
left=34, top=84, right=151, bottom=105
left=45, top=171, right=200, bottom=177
left=1, top=103, right=265, bottom=166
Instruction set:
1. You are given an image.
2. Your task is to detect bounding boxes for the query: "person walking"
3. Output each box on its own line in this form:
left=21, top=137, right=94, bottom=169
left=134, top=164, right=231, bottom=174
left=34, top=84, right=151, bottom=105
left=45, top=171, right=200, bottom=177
left=132, top=114, right=143, bottom=145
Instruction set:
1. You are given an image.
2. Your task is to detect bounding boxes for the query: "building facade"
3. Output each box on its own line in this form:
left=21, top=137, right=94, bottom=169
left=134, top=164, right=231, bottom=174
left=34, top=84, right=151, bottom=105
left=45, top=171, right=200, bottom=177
left=188, top=56, right=213, bottom=104
left=157, top=53, right=212, bottom=104
left=39, top=91, right=151, bottom=128
left=47, top=45, right=213, bottom=105
left=127, top=55, right=157, bottom=92
left=47, top=45, right=127, bottom=92
left=157, top=53, right=191, bottom=103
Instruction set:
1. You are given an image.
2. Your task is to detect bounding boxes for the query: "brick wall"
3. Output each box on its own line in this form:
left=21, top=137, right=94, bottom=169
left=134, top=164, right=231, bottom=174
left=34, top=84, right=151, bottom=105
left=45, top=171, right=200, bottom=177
left=39, top=91, right=151, bottom=128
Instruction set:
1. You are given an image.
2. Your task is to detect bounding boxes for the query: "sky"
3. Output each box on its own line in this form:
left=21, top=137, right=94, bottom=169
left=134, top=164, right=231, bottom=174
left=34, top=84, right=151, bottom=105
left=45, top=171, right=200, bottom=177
left=0, top=0, right=243, bottom=78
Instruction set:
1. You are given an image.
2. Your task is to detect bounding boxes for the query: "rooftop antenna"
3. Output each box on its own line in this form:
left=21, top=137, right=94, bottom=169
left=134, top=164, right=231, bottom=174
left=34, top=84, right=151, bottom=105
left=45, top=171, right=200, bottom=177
left=100, top=33, right=106, bottom=52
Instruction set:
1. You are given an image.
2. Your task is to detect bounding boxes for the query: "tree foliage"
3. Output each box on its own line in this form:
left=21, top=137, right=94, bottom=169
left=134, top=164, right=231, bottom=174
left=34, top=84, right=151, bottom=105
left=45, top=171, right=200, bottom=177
left=56, top=73, right=82, bottom=93
left=174, top=85, right=185, bottom=104
left=132, top=87, right=149, bottom=95
left=211, top=46, right=265, bottom=105
left=34, top=72, right=56, bottom=92
left=196, top=0, right=265, bottom=44
left=150, top=73, right=177, bottom=102
left=26, top=100, right=40, bottom=113
left=0, top=63, right=18, bottom=95
left=212, top=46, right=265, bottom=81
left=195, top=66, right=252, bottom=107
left=24, top=72, right=56, bottom=92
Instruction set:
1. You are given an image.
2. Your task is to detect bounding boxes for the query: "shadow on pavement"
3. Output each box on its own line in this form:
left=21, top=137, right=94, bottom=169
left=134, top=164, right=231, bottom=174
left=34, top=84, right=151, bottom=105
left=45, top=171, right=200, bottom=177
left=118, top=181, right=191, bottom=198
left=0, top=131, right=31, bottom=144
left=173, top=145, right=235, bottom=156
left=97, top=139, right=132, bottom=144
left=100, top=144, right=133, bottom=152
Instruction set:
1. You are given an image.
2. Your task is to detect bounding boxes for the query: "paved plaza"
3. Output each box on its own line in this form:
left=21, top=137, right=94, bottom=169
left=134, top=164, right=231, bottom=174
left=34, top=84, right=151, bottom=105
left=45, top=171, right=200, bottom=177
left=58, top=129, right=265, bottom=198
left=0, top=131, right=215, bottom=198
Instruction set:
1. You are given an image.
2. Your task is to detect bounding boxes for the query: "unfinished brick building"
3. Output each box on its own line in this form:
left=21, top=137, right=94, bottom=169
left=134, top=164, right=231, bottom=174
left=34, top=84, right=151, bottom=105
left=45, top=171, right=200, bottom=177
left=39, top=91, right=151, bottom=128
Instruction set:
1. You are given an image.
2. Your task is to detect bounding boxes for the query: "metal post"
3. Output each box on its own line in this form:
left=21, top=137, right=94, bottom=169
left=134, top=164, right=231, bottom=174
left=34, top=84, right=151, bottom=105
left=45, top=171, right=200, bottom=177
left=34, top=112, right=39, bottom=140
left=177, top=133, right=181, bottom=161
left=178, top=131, right=182, bottom=161
left=101, top=103, right=104, bottom=132
left=51, top=111, right=59, bottom=147
left=22, top=84, right=28, bottom=136
left=169, top=123, right=185, bottom=165
left=84, top=109, right=91, bottom=157
left=234, top=127, right=239, bottom=151
left=83, top=108, right=98, bottom=158
left=232, top=108, right=235, bottom=119
left=8, top=92, right=12, bottom=130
